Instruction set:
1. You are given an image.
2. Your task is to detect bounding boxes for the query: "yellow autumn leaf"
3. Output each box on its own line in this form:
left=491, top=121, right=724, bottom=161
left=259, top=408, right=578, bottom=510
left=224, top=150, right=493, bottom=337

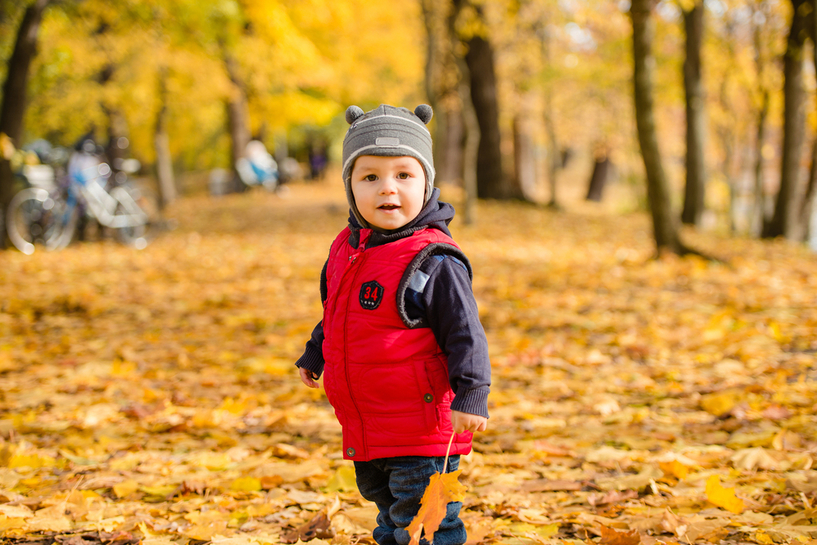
left=325, top=465, right=357, bottom=492
left=140, top=484, right=178, bottom=499
left=113, top=479, right=140, bottom=498
left=754, top=530, right=775, bottom=545
left=0, top=517, right=27, bottom=532
left=183, top=510, right=230, bottom=541
left=700, top=390, right=740, bottom=417
left=8, top=452, right=57, bottom=470
left=183, top=522, right=229, bottom=542
left=537, top=523, right=560, bottom=538
left=230, top=476, right=262, bottom=492
left=705, top=475, right=745, bottom=514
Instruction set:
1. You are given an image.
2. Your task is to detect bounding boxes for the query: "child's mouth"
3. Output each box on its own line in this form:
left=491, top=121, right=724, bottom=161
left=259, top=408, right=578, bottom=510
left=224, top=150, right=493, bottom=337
left=378, top=204, right=400, bottom=210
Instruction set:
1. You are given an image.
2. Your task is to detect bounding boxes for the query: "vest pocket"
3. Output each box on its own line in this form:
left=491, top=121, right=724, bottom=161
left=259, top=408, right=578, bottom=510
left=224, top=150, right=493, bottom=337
left=349, top=361, right=436, bottom=443
left=426, top=355, right=454, bottom=435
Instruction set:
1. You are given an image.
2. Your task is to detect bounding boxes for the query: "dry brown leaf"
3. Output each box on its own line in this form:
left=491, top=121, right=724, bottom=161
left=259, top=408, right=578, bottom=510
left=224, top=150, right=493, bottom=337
left=281, top=510, right=335, bottom=543
left=589, top=489, right=639, bottom=507
left=598, top=524, right=641, bottom=545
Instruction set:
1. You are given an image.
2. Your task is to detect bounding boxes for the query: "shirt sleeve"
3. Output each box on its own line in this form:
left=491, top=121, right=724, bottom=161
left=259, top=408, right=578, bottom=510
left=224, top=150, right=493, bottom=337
left=409, top=255, right=491, bottom=418
left=295, top=321, right=325, bottom=377
left=295, top=258, right=328, bottom=377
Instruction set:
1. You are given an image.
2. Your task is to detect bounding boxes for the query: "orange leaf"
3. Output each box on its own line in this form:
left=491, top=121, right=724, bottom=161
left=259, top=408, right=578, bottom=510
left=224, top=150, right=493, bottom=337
left=705, top=475, right=745, bottom=514
left=406, top=470, right=467, bottom=545
left=598, top=524, right=641, bottom=545
left=659, top=460, right=689, bottom=480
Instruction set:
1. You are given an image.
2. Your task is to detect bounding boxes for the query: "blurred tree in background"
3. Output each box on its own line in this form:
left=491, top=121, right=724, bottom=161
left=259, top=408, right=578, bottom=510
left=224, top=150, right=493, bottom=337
left=2, top=0, right=817, bottom=251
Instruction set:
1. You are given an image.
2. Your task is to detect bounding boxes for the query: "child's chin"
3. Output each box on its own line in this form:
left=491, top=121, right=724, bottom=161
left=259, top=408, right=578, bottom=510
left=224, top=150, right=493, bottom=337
left=371, top=218, right=409, bottom=230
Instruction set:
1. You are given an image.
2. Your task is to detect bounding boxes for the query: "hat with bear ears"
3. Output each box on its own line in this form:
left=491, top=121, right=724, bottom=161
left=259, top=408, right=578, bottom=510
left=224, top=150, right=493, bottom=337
left=342, top=104, right=434, bottom=229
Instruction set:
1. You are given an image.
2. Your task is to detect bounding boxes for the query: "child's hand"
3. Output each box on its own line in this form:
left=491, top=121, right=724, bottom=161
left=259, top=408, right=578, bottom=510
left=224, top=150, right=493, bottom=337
left=299, top=367, right=320, bottom=389
left=451, top=410, right=487, bottom=434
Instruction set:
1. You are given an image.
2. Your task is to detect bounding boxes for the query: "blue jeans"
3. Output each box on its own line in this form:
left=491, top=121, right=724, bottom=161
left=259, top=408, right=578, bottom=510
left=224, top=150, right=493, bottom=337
left=354, top=455, right=466, bottom=545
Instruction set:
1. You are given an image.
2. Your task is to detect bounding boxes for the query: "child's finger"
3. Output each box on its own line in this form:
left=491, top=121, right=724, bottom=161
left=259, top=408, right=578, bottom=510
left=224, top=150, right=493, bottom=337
left=299, top=368, right=320, bottom=388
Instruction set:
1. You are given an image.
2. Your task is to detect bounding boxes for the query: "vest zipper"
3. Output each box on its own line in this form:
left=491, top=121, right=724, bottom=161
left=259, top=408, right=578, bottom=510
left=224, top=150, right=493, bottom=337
left=341, top=246, right=367, bottom=458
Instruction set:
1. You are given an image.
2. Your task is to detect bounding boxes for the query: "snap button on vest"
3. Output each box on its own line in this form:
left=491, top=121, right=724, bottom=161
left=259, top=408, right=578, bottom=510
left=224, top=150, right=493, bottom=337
left=347, top=448, right=356, bottom=457
left=424, top=393, right=433, bottom=403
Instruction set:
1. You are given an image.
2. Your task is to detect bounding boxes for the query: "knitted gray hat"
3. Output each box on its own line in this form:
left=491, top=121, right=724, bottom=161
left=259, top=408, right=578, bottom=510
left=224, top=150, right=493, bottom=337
left=342, top=104, right=435, bottom=229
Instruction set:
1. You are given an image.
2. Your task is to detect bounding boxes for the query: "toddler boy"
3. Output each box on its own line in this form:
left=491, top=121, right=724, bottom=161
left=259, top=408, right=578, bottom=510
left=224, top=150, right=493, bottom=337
left=296, top=104, right=491, bottom=545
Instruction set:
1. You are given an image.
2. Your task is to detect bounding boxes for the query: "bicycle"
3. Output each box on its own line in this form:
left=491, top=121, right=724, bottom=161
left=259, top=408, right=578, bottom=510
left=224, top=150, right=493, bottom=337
left=6, top=157, right=153, bottom=255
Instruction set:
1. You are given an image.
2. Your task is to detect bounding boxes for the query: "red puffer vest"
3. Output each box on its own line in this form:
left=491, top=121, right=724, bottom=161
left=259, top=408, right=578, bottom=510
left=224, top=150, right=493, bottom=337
left=322, top=226, right=473, bottom=461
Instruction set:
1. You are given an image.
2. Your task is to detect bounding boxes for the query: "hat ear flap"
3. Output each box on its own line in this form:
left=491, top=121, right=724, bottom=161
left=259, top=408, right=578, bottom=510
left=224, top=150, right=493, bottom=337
left=414, top=104, right=433, bottom=124
left=346, top=105, right=365, bottom=124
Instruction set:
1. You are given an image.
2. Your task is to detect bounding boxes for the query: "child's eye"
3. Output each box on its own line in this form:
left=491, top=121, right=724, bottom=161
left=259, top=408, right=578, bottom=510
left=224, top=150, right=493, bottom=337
left=364, top=174, right=378, bottom=181
left=397, top=172, right=410, bottom=179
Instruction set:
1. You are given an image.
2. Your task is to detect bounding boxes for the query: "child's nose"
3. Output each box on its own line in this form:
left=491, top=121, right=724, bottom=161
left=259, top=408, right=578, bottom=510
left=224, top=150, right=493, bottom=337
left=379, top=177, right=398, bottom=194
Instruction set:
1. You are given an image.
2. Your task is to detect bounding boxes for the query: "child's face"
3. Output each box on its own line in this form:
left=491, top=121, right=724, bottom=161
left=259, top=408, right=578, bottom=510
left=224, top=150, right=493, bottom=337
left=350, top=155, right=426, bottom=231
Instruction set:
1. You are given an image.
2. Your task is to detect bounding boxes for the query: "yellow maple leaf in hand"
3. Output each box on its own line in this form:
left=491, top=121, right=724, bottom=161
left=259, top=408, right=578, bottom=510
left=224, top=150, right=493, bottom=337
left=406, top=470, right=466, bottom=545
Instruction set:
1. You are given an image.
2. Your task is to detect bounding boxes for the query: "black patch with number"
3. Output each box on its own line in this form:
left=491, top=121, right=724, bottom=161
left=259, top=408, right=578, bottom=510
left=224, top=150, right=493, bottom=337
left=359, top=280, right=384, bottom=310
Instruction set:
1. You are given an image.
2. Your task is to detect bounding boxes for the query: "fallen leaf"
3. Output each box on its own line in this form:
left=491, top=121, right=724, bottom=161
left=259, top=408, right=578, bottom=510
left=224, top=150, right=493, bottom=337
left=325, top=465, right=357, bottom=492
left=731, top=447, right=781, bottom=470
left=281, top=510, right=335, bottom=543
left=230, top=476, right=262, bottom=492
left=705, top=475, right=745, bottom=514
left=406, top=470, right=467, bottom=545
left=113, top=479, right=140, bottom=498
left=598, top=524, right=641, bottom=545
left=659, top=460, right=689, bottom=480
left=520, top=478, right=582, bottom=492
left=588, top=489, right=639, bottom=507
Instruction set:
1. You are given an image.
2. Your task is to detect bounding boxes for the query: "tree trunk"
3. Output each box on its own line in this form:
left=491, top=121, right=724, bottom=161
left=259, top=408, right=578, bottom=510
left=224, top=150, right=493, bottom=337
left=0, top=0, right=50, bottom=248
left=764, top=0, right=808, bottom=239
left=420, top=0, right=443, bottom=177
left=751, top=1, right=771, bottom=237
left=420, top=0, right=462, bottom=186
left=449, top=0, right=479, bottom=224
left=753, top=94, right=770, bottom=236
left=224, top=53, right=251, bottom=194
left=801, top=137, right=817, bottom=240
left=512, top=93, right=536, bottom=201
left=630, top=0, right=685, bottom=254
left=103, top=107, right=129, bottom=172
left=720, top=126, right=736, bottom=232
left=681, top=0, right=707, bottom=227
left=439, top=107, right=464, bottom=185
left=155, top=69, right=176, bottom=209
left=460, top=76, right=480, bottom=225
left=803, top=0, right=817, bottom=242
left=463, top=32, right=505, bottom=199
left=538, top=23, right=561, bottom=208
left=586, top=152, right=611, bottom=202
left=544, top=92, right=560, bottom=208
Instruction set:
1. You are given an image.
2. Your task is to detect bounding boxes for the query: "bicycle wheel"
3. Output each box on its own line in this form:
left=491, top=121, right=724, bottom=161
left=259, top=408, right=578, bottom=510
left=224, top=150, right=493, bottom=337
left=6, top=188, right=76, bottom=254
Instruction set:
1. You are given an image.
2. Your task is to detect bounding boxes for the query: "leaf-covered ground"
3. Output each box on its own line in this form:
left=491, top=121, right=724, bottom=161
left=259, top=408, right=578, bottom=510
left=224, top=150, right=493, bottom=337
left=1, top=182, right=816, bottom=545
